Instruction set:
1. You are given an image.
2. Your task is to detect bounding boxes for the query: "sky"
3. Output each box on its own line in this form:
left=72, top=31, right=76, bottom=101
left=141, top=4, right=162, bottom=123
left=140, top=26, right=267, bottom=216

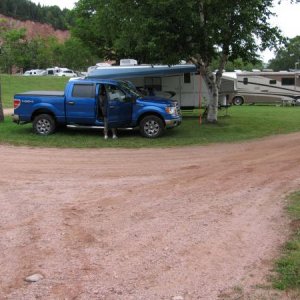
left=30, top=0, right=300, bottom=62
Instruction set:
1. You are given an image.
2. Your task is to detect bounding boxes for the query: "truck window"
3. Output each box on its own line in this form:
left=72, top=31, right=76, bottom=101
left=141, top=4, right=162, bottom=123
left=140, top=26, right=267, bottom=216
left=72, top=84, right=95, bottom=98
left=269, top=79, right=276, bottom=84
left=106, top=85, right=126, bottom=102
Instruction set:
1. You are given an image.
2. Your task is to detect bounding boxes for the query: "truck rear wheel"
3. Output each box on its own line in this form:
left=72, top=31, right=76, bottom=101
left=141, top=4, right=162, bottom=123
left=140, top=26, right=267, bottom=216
left=139, top=115, right=165, bottom=138
left=33, top=114, right=56, bottom=135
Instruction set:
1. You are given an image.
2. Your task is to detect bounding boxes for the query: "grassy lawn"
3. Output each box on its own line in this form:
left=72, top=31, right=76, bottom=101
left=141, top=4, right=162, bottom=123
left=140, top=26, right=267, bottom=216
left=0, top=74, right=69, bottom=108
left=273, top=191, right=300, bottom=292
left=1, top=74, right=300, bottom=148
left=1, top=105, right=300, bottom=148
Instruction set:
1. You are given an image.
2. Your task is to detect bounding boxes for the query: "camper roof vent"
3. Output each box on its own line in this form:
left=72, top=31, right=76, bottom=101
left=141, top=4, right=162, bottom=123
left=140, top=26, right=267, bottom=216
left=120, top=59, right=138, bottom=66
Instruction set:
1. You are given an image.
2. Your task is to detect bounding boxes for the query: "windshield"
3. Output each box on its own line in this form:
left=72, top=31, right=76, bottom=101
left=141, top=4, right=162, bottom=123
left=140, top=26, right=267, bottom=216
left=119, top=81, right=143, bottom=98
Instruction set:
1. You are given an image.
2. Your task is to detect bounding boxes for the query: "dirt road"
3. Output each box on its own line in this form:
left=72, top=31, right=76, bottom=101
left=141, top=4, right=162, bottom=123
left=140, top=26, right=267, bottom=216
left=1, top=133, right=300, bottom=299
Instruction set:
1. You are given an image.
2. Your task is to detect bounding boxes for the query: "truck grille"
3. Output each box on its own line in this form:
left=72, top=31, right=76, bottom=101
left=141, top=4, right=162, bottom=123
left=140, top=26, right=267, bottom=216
left=174, top=101, right=181, bottom=115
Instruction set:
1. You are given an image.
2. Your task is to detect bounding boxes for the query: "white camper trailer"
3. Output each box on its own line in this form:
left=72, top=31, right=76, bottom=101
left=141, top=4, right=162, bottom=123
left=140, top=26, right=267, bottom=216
left=87, top=61, right=213, bottom=109
left=227, top=71, right=300, bottom=105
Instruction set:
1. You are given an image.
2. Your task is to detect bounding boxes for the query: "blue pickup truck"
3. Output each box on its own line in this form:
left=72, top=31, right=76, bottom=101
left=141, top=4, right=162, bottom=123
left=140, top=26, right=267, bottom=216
left=12, top=79, right=182, bottom=138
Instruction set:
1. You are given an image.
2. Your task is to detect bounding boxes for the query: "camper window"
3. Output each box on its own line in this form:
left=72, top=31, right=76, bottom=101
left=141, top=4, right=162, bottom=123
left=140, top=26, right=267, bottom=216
left=243, top=78, right=248, bottom=85
left=184, top=73, right=191, bottom=84
left=269, top=79, right=276, bottom=84
left=145, top=77, right=162, bottom=91
left=281, top=78, right=295, bottom=86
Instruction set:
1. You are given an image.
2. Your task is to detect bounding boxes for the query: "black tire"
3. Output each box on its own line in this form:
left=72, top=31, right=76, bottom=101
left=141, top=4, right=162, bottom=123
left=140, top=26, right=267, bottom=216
left=33, top=114, right=56, bottom=135
left=139, top=115, right=165, bottom=138
left=232, top=96, right=244, bottom=106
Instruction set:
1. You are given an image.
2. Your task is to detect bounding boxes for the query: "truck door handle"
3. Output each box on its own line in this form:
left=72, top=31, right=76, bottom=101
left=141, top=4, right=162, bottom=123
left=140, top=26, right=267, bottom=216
left=67, top=101, right=75, bottom=105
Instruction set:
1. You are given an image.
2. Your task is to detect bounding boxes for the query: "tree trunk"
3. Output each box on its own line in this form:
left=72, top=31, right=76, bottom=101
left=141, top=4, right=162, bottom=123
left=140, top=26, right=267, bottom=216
left=0, top=81, right=4, bottom=122
left=206, top=53, right=229, bottom=123
left=206, top=70, right=218, bottom=123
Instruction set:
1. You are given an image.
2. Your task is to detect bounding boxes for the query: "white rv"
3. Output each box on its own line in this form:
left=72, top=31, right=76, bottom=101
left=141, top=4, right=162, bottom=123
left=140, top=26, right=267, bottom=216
left=227, top=71, right=300, bottom=105
left=87, top=60, right=213, bottom=109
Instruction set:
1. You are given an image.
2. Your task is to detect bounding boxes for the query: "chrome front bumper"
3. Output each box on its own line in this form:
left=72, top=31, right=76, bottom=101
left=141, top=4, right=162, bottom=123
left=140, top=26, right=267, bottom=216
left=165, top=116, right=182, bottom=128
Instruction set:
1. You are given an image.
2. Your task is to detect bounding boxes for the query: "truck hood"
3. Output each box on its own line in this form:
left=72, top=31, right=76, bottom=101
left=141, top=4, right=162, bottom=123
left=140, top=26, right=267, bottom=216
left=137, top=96, right=174, bottom=105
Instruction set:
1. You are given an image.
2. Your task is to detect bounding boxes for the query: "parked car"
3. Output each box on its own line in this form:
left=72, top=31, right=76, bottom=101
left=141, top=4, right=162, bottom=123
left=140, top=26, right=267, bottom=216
left=55, top=69, right=77, bottom=77
left=23, top=69, right=47, bottom=76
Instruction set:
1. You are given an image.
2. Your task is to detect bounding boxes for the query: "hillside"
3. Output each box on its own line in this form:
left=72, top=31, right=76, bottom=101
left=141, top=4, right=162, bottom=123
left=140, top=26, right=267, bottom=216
left=0, top=14, right=70, bottom=42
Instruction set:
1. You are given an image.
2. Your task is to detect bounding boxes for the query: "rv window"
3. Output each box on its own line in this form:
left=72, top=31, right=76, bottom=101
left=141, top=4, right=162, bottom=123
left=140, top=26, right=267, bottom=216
left=269, top=80, right=276, bottom=84
left=281, top=78, right=295, bottom=86
left=243, top=78, right=248, bottom=85
left=145, top=77, right=162, bottom=91
left=184, top=73, right=191, bottom=84
left=72, top=84, right=95, bottom=98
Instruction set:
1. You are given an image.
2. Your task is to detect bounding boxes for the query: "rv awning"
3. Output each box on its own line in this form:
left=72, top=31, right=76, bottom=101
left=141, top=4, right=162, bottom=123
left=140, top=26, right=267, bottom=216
left=87, top=64, right=197, bottom=79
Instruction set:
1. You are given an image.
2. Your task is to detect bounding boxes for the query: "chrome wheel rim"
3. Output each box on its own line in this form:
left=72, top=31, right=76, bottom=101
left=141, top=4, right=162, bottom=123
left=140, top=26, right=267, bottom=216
left=144, top=120, right=160, bottom=137
left=36, top=119, right=51, bottom=134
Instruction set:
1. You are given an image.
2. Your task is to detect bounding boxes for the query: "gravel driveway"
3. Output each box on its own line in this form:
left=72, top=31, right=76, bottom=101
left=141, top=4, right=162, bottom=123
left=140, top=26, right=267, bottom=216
left=1, top=133, right=300, bottom=299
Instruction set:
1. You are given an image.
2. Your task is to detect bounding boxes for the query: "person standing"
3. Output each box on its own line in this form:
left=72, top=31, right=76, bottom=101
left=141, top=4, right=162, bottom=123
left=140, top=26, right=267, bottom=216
left=99, top=85, right=117, bottom=139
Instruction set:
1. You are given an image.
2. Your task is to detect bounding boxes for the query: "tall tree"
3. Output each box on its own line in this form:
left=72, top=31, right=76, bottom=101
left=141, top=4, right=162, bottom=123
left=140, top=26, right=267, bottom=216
left=73, top=0, right=283, bottom=122
left=0, top=26, right=27, bottom=73
left=60, top=37, right=98, bottom=70
left=268, top=36, right=300, bottom=71
left=0, top=19, right=27, bottom=120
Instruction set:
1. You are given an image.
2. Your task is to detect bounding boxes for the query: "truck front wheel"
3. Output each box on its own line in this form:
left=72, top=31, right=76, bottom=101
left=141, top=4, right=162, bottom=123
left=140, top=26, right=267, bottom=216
left=139, top=115, right=165, bottom=138
left=33, top=114, right=56, bottom=135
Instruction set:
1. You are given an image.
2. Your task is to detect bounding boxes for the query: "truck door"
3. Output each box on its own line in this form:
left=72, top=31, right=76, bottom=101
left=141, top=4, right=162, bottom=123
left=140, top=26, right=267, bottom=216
left=105, top=84, right=132, bottom=127
left=66, top=83, right=96, bottom=124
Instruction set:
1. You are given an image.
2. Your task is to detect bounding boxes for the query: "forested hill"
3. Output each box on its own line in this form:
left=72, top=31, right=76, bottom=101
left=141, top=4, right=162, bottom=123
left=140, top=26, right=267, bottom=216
left=0, top=0, right=72, bottom=30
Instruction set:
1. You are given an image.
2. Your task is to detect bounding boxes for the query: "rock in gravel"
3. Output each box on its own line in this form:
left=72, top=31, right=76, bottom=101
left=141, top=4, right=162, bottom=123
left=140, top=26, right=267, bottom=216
left=25, top=273, right=44, bottom=282
left=172, top=296, right=184, bottom=300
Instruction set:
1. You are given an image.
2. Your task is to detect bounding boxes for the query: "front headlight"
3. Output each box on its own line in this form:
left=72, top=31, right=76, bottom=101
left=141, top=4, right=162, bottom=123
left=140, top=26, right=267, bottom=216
left=165, top=106, right=176, bottom=115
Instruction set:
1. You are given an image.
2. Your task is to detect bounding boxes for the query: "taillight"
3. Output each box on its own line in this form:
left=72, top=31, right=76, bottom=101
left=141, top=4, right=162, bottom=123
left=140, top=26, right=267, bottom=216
left=14, top=99, right=21, bottom=109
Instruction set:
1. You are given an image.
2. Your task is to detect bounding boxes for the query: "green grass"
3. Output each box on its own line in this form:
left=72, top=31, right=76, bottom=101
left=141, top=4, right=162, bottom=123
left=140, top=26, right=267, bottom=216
left=1, top=105, right=300, bottom=148
left=273, top=192, right=300, bottom=292
left=1, top=75, right=300, bottom=148
left=0, top=74, right=69, bottom=108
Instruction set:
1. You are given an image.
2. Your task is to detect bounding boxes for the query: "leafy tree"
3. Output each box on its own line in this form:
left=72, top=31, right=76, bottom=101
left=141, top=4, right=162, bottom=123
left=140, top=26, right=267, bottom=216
left=22, top=36, right=61, bottom=69
left=210, top=57, right=264, bottom=72
left=60, top=37, right=98, bottom=71
left=73, top=0, right=283, bottom=122
left=268, top=36, right=300, bottom=71
left=0, top=19, right=27, bottom=73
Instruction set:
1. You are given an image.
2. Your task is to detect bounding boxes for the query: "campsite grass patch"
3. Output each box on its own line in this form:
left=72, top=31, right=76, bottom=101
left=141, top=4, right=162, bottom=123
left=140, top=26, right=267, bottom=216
left=0, top=74, right=69, bottom=108
left=272, top=191, right=300, bottom=292
left=1, top=106, right=300, bottom=148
